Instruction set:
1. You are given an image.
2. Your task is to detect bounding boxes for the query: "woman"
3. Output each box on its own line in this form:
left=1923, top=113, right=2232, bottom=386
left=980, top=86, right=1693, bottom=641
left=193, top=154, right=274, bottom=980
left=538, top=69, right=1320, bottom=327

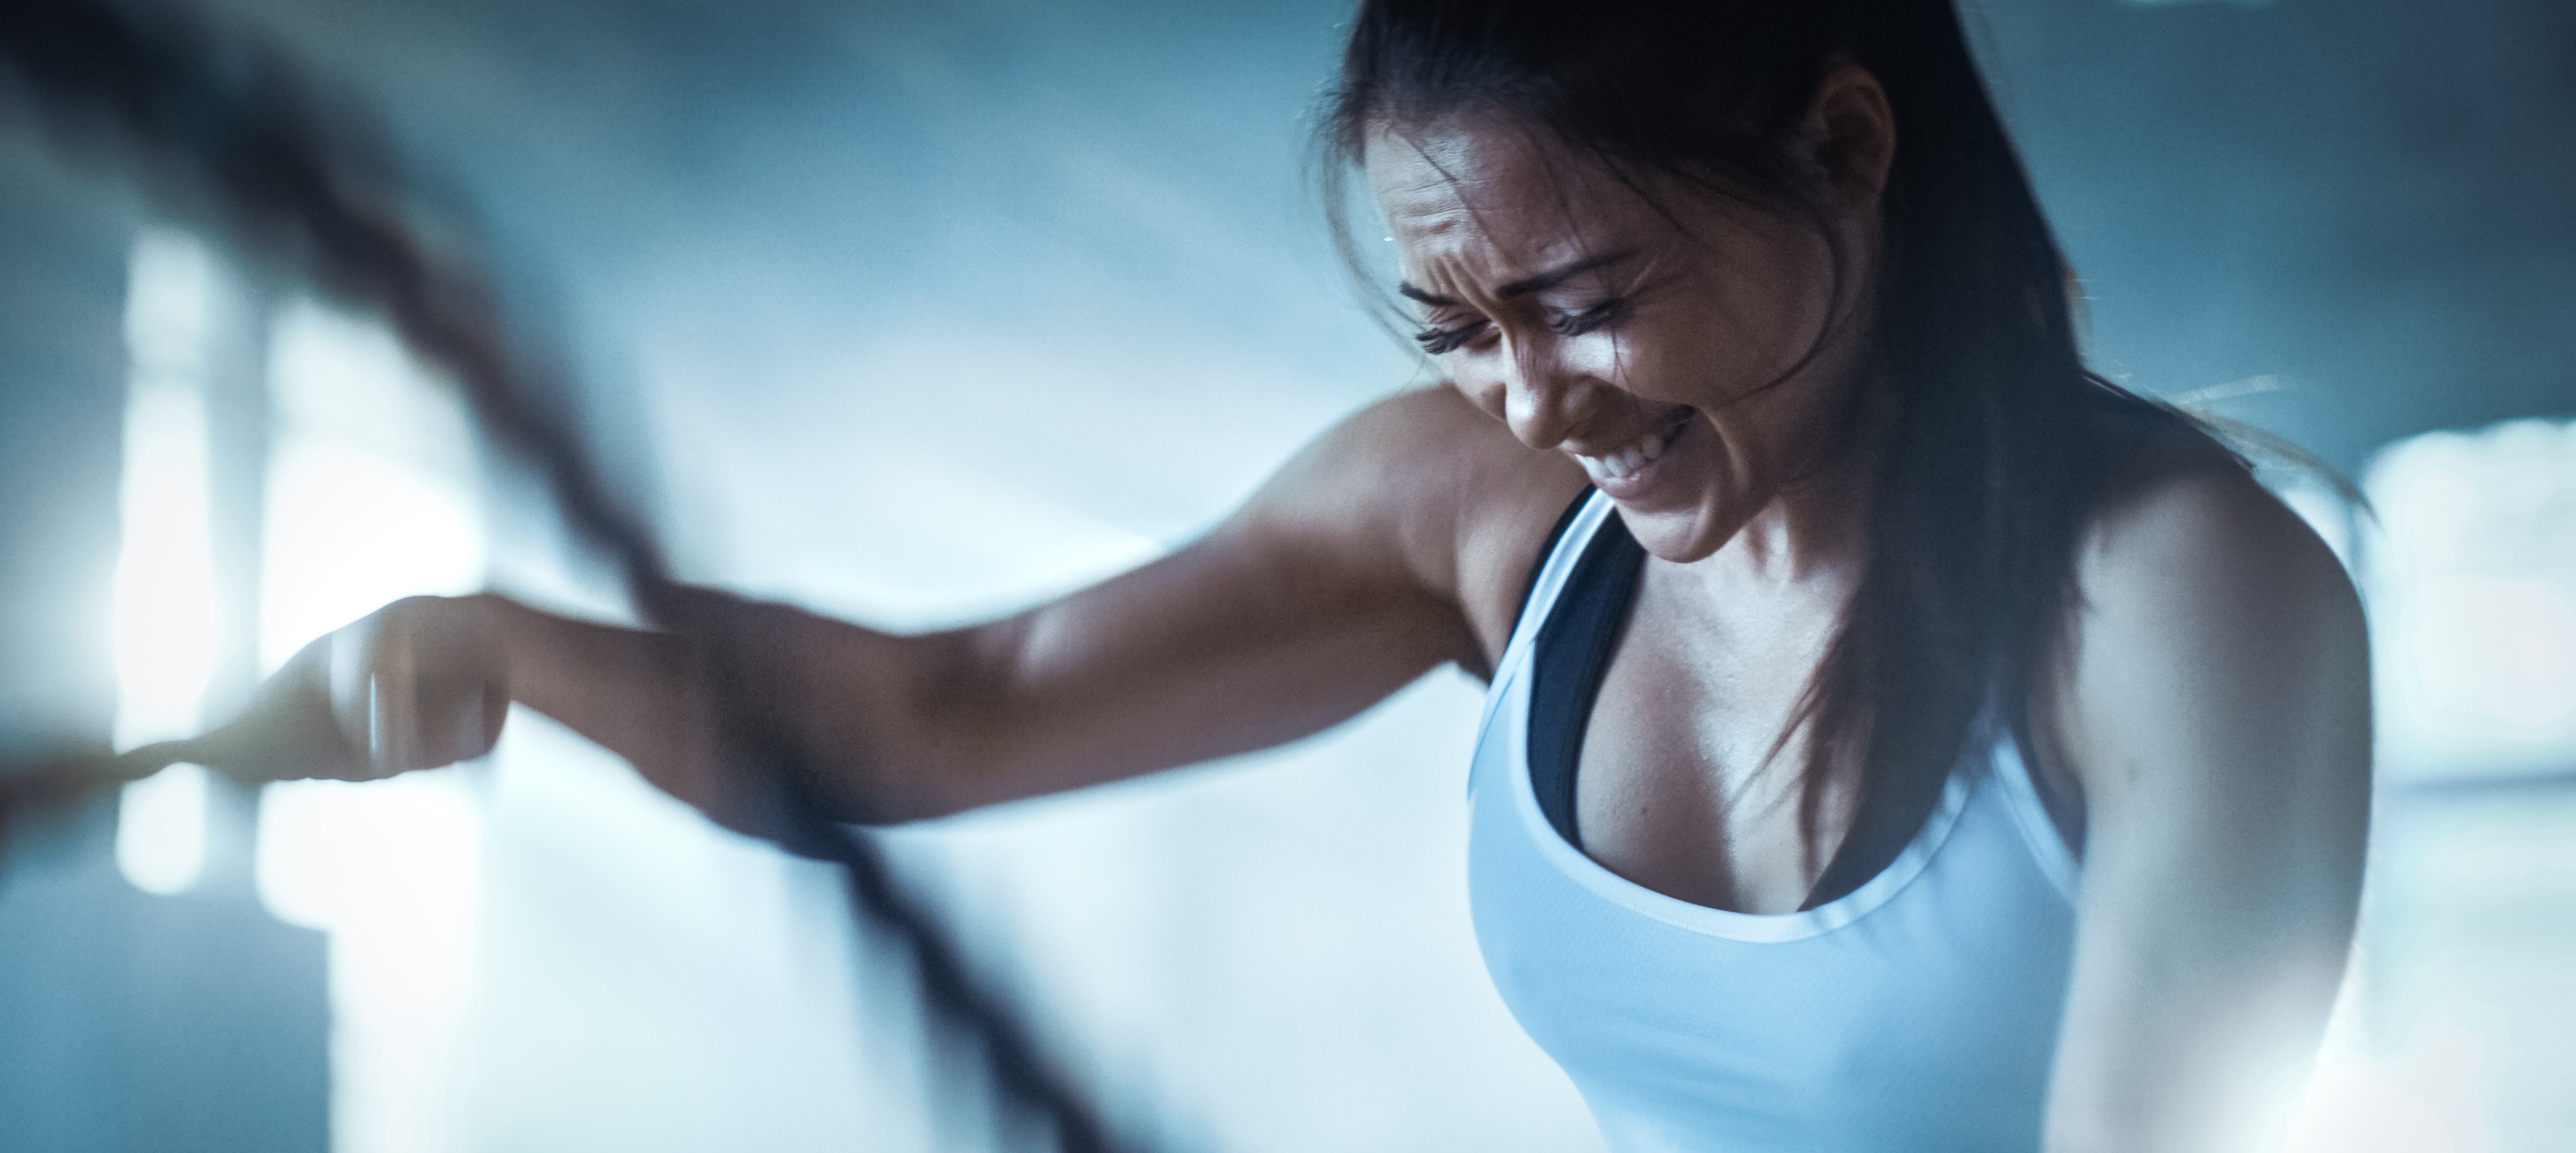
left=190, top=1, right=2370, bottom=1148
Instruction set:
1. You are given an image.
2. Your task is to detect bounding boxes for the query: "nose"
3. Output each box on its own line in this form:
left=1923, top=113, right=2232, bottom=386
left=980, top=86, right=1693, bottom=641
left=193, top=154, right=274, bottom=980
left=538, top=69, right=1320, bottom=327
left=1466, top=334, right=1598, bottom=451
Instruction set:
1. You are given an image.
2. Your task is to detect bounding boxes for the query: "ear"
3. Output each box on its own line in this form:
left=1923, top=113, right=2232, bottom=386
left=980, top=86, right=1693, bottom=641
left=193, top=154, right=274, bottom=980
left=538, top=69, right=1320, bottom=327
left=1800, top=64, right=1897, bottom=203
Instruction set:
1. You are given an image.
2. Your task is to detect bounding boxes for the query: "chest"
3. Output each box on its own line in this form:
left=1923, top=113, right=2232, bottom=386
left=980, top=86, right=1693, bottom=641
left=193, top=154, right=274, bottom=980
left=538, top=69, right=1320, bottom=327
left=1570, top=562, right=1863, bottom=915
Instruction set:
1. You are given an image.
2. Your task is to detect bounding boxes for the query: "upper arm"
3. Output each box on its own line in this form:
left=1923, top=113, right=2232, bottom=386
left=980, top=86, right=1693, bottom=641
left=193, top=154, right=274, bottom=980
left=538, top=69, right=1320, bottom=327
left=841, top=386, right=1573, bottom=819
left=2039, top=465, right=2372, bottom=1151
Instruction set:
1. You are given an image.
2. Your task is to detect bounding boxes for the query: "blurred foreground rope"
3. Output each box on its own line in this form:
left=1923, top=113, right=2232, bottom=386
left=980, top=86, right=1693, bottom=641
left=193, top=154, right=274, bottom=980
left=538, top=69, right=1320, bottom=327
left=0, top=1, right=1124, bottom=1148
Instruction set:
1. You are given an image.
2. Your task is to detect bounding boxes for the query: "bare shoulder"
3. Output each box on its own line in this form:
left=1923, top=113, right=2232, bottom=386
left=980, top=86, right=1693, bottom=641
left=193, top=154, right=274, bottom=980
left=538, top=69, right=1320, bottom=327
left=1241, top=385, right=1584, bottom=677
left=2045, top=416, right=2370, bottom=803
left=2070, top=425, right=2358, bottom=634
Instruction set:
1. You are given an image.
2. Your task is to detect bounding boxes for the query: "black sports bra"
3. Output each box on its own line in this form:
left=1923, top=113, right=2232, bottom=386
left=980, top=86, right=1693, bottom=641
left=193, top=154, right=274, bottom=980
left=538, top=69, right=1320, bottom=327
left=1511, top=490, right=1945, bottom=911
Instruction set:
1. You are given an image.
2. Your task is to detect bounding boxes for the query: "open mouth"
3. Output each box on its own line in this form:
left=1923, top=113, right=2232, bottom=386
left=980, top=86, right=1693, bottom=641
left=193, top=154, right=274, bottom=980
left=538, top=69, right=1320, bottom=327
left=1573, top=408, right=1695, bottom=484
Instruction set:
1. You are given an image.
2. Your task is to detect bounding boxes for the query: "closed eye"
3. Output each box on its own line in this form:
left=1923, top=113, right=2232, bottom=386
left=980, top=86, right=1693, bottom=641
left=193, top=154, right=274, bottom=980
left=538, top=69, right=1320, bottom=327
left=1413, top=318, right=1489, bottom=355
left=1549, top=299, right=1628, bottom=338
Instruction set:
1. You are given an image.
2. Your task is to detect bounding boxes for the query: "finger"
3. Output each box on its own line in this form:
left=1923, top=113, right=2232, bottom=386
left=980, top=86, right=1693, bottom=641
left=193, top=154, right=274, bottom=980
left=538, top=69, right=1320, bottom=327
left=374, top=628, right=420, bottom=774
left=190, top=651, right=369, bottom=783
left=369, top=675, right=391, bottom=772
left=480, top=683, right=510, bottom=753
left=440, top=683, right=509, bottom=765
left=451, top=687, right=486, bottom=764
left=328, top=617, right=377, bottom=762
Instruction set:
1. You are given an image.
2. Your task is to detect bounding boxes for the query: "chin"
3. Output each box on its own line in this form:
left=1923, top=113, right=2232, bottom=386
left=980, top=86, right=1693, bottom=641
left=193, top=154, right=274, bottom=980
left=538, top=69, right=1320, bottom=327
left=1617, top=501, right=1740, bottom=564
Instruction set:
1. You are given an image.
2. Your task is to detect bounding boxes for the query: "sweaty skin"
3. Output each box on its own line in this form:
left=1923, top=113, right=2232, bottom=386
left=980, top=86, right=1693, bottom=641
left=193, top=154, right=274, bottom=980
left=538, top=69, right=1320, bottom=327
left=1363, top=85, right=1896, bottom=914
left=188, top=65, right=2365, bottom=1153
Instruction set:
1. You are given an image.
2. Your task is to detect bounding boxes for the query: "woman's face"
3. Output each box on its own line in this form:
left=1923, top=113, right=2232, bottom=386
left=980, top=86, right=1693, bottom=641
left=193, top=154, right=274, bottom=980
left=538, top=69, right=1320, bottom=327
left=1365, top=109, right=1884, bottom=564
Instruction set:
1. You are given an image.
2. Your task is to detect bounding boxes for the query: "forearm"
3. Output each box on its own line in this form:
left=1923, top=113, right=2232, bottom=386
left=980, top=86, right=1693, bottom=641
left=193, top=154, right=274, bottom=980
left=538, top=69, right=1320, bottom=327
left=481, top=591, right=993, bottom=827
left=479, top=482, right=1473, bottom=828
left=482, top=594, right=717, bottom=798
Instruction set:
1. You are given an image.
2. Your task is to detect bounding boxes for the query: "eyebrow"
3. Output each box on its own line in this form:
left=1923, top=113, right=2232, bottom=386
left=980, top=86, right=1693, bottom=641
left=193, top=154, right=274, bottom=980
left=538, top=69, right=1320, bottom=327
left=1397, top=248, right=1639, bottom=308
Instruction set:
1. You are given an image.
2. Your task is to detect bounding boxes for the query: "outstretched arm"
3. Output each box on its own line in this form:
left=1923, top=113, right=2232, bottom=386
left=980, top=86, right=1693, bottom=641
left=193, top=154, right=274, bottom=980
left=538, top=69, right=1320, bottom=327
left=2038, top=466, right=2372, bottom=1152
left=185, top=387, right=1568, bottom=832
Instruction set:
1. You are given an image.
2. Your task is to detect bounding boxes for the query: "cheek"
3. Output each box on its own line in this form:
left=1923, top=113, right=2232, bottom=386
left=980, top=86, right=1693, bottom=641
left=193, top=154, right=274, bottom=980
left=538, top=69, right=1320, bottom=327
left=1559, top=331, right=1635, bottom=388
left=1584, top=319, right=1742, bottom=407
left=1669, top=230, right=1840, bottom=384
left=1641, top=291, right=1824, bottom=405
left=1727, top=239, right=1840, bottom=360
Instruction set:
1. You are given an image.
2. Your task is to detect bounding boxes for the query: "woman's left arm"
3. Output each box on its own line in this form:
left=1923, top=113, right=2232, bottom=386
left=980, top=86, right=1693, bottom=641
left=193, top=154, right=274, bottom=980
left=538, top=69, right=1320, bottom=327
left=2040, top=466, right=2373, bottom=1153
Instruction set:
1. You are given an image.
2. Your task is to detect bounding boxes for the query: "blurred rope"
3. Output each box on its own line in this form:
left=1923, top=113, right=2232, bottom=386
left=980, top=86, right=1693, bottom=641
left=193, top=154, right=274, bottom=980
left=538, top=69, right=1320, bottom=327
left=0, top=1, right=1125, bottom=1148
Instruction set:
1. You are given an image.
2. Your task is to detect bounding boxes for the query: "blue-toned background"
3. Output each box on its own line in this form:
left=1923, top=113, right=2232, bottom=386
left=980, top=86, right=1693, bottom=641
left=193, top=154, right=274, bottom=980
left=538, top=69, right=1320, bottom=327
left=3, top=1, right=2570, bottom=1149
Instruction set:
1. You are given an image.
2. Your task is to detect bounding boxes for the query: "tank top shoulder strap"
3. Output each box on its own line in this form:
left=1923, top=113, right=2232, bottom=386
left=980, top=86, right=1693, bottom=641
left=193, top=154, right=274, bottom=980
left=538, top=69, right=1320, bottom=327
left=1513, top=487, right=1599, bottom=624
left=1499, top=489, right=1620, bottom=675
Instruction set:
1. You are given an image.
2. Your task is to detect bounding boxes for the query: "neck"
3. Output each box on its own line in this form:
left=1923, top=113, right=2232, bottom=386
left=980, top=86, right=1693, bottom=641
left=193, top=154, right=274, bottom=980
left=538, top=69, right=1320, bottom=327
left=1714, top=363, right=1891, bottom=588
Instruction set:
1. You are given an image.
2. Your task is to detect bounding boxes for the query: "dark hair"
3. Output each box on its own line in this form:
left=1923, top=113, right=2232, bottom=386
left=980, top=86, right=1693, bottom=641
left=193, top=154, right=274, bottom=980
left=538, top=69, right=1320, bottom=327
left=1324, top=0, right=2192, bottom=889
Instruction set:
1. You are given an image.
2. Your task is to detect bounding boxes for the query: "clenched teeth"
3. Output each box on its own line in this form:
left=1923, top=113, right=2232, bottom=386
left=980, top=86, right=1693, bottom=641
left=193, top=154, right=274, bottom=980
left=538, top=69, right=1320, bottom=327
left=1573, top=419, right=1682, bottom=482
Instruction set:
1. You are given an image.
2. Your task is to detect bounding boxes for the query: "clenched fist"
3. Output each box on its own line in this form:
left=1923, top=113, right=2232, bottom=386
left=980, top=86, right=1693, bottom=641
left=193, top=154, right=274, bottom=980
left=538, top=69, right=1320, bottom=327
left=184, top=594, right=512, bottom=783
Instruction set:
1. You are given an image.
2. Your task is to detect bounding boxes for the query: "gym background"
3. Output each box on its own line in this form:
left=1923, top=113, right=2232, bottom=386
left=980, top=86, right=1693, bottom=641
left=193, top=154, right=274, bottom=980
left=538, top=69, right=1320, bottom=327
left=2, top=0, right=2570, bottom=1150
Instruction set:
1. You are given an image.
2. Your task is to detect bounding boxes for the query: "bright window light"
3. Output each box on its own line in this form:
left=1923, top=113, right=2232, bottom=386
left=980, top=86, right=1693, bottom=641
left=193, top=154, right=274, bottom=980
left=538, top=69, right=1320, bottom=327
left=2408, top=575, right=2576, bottom=730
left=253, top=295, right=488, bottom=1153
left=112, top=380, right=218, bottom=745
left=112, top=227, right=226, bottom=895
left=256, top=299, right=487, bottom=672
left=116, top=762, right=210, bottom=896
left=2280, top=983, right=2490, bottom=1153
left=2366, top=418, right=2576, bottom=779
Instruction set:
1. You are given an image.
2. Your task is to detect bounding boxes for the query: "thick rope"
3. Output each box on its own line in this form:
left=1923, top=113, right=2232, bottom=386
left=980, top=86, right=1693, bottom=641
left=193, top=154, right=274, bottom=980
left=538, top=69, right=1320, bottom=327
left=0, top=2, right=1123, bottom=1148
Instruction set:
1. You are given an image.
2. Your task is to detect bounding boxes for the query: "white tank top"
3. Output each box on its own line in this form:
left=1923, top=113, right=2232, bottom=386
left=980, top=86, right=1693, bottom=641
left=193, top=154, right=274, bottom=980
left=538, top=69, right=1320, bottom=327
left=1468, top=492, right=2083, bottom=1152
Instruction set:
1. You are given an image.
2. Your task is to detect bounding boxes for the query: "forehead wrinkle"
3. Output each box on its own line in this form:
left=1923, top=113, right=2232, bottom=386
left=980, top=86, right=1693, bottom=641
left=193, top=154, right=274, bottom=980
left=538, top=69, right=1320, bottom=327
left=1371, top=131, right=1502, bottom=305
left=1370, top=130, right=1481, bottom=241
left=1371, top=126, right=1609, bottom=305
